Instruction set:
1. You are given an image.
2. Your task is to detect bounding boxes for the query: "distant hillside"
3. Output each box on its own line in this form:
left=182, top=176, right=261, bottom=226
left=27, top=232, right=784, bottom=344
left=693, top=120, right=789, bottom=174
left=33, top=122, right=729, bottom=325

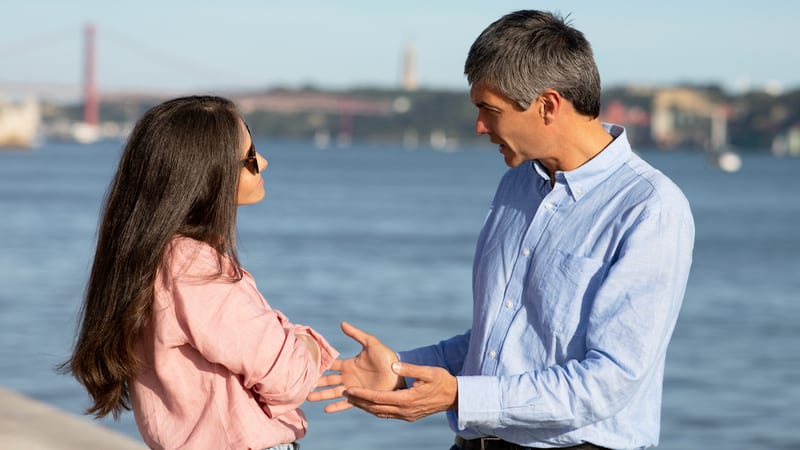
left=42, top=84, right=800, bottom=153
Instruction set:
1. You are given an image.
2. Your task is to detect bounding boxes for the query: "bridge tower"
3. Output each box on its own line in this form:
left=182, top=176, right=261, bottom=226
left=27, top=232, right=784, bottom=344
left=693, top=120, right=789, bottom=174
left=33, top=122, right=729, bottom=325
left=82, top=23, right=98, bottom=126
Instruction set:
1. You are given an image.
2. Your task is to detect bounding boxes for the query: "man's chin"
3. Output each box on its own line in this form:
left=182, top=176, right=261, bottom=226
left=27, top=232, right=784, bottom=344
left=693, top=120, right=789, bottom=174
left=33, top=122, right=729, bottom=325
left=503, top=155, right=524, bottom=168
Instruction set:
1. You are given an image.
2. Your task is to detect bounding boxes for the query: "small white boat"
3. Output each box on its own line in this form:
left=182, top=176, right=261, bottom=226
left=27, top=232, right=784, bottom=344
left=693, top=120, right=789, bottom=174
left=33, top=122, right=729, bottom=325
left=707, top=105, right=741, bottom=173
left=709, top=149, right=742, bottom=173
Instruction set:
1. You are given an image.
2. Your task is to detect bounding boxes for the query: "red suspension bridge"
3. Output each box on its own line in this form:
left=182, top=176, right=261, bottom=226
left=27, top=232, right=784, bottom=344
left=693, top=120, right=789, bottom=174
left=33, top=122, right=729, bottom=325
left=1, top=23, right=256, bottom=115
left=1, top=23, right=397, bottom=116
left=1, top=24, right=401, bottom=146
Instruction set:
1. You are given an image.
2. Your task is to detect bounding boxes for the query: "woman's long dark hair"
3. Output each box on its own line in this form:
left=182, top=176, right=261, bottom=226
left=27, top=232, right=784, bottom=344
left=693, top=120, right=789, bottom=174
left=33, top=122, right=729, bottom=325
left=62, top=95, right=246, bottom=419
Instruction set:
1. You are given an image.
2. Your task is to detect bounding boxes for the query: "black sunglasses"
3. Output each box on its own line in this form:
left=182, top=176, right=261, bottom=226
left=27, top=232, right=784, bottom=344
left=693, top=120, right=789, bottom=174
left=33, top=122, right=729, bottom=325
left=241, top=123, right=259, bottom=175
left=242, top=142, right=259, bottom=175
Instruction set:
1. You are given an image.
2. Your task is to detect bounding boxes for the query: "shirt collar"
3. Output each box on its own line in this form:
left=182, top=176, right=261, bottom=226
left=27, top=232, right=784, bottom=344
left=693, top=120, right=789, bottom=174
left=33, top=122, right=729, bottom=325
left=531, top=123, right=632, bottom=201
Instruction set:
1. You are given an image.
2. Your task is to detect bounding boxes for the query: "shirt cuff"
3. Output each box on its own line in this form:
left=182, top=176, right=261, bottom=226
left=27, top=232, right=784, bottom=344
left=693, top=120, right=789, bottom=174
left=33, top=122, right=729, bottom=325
left=456, top=375, right=502, bottom=429
left=292, top=325, right=339, bottom=376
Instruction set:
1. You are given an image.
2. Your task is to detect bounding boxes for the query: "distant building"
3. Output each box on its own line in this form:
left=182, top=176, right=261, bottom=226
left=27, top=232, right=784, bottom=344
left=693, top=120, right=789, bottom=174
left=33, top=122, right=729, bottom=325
left=401, top=43, right=418, bottom=92
left=651, top=87, right=729, bottom=149
left=599, top=98, right=650, bottom=147
left=772, top=124, right=800, bottom=156
left=0, top=97, right=40, bottom=148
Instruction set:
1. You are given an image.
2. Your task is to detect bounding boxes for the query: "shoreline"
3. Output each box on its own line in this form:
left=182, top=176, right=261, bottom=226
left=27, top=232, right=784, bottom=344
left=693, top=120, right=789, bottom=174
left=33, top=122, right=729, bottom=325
left=0, top=387, right=146, bottom=450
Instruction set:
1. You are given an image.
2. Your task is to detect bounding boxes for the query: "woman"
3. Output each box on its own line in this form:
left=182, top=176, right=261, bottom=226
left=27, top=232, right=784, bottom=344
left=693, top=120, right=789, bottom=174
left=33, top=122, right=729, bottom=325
left=63, top=96, right=336, bottom=450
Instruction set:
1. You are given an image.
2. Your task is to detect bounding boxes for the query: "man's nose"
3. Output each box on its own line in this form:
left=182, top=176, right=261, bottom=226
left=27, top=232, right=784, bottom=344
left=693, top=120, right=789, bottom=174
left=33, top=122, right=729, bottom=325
left=475, top=117, right=489, bottom=135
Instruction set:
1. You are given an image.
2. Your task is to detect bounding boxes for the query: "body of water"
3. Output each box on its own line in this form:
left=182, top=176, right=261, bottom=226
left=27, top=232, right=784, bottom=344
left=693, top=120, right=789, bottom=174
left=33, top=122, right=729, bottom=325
left=1, top=140, right=798, bottom=449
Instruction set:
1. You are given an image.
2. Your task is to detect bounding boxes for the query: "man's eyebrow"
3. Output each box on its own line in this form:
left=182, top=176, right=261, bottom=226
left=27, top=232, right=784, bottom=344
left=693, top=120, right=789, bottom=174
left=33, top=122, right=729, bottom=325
left=473, top=100, right=493, bottom=108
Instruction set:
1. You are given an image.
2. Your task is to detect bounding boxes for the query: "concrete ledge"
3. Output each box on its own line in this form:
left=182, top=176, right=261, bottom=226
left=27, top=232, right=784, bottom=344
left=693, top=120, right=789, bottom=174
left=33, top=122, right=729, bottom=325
left=0, top=388, right=147, bottom=450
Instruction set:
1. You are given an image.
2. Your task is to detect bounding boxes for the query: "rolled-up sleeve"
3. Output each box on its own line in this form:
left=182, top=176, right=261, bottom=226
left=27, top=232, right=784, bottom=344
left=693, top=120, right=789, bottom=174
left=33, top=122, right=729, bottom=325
left=168, top=250, right=337, bottom=419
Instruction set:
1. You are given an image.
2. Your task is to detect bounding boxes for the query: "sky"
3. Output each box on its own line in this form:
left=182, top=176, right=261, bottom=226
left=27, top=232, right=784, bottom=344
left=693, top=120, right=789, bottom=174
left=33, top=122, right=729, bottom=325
left=1, top=0, right=798, bottom=98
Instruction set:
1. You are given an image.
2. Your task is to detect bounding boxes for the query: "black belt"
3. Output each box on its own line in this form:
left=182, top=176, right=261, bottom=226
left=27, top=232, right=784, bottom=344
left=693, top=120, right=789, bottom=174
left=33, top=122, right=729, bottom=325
left=455, top=436, right=609, bottom=450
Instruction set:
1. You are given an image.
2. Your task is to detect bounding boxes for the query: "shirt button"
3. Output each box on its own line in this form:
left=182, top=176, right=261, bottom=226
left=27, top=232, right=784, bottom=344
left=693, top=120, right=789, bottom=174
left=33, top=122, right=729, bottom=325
left=575, top=188, right=583, bottom=195
left=522, top=248, right=531, bottom=257
left=488, top=350, right=497, bottom=358
left=505, top=300, right=514, bottom=309
left=544, top=202, right=554, bottom=210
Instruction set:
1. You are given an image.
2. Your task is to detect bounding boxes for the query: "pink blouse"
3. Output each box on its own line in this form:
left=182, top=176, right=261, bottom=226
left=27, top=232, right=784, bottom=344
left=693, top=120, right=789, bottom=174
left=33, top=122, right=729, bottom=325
left=130, top=237, right=337, bottom=450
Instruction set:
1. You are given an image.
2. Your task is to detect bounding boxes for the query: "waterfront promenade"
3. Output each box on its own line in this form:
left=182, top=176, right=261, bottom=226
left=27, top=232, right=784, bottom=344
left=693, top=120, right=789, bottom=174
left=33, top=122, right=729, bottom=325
left=0, top=388, right=146, bottom=449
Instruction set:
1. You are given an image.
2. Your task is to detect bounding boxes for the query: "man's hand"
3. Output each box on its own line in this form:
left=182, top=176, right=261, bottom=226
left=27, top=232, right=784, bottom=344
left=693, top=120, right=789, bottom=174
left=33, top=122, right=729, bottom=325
left=307, top=322, right=404, bottom=412
left=343, top=361, right=458, bottom=422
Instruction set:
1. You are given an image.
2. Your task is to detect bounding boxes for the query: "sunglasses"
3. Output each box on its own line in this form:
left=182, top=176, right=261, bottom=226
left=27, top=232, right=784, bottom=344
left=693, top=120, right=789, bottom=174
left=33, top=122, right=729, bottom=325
left=241, top=142, right=259, bottom=175
left=240, top=123, right=259, bottom=175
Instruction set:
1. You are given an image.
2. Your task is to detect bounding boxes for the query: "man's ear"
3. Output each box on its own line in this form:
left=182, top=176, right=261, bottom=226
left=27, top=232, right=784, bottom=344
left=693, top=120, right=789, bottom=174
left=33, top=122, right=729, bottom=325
left=539, top=89, right=562, bottom=124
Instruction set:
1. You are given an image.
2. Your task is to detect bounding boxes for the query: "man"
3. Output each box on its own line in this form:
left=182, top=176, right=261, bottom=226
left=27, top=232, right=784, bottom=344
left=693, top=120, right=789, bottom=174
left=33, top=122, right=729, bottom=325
left=309, top=9, right=694, bottom=450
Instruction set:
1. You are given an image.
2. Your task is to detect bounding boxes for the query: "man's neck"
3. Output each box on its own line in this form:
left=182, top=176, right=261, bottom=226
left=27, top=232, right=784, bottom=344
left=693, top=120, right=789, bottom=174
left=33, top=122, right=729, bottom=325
left=539, top=118, right=613, bottom=182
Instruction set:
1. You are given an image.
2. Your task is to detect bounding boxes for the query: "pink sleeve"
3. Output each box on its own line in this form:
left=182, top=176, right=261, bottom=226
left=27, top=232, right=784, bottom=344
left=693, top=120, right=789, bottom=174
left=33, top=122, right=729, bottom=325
left=168, top=247, right=337, bottom=418
left=291, top=323, right=338, bottom=377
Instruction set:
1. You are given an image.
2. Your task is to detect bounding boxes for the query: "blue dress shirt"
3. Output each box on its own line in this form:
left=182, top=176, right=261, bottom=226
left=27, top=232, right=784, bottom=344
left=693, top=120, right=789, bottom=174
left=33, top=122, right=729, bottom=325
left=398, top=124, right=694, bottom=450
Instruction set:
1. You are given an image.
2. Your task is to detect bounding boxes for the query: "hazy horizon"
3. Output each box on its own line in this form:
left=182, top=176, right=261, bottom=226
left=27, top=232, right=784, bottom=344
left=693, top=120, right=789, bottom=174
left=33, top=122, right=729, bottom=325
left=2, top=1, right=798, bottom=99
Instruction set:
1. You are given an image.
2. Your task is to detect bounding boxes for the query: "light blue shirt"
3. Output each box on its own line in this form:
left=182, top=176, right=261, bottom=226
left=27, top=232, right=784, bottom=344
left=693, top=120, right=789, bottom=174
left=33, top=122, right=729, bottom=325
left=399, top=125, right=694, bottom=450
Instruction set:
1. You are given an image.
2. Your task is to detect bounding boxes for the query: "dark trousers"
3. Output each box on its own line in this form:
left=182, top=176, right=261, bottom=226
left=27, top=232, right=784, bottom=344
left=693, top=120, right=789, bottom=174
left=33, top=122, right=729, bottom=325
left=450, top=446, right=607, bottom=450
left=452, top=436, right=610, bottom=450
